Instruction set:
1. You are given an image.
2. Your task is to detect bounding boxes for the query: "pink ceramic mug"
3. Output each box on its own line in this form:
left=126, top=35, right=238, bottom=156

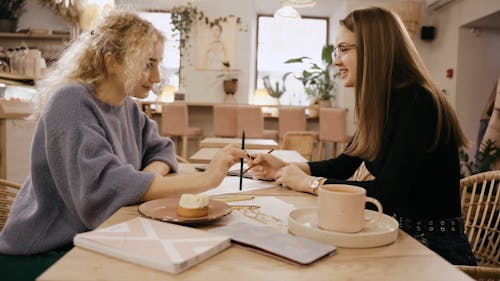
left=318, top=184, right=383, bottom=233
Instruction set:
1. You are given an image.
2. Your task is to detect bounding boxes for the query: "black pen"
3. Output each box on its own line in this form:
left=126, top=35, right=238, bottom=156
left=239, top=130, right=245, bottom=191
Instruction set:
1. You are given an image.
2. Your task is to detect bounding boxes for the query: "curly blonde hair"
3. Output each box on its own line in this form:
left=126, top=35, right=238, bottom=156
left=35, top=10, right=165, bottom=118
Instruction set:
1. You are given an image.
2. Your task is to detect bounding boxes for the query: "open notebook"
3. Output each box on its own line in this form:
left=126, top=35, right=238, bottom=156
left=74, top=217, right=231, bottom=274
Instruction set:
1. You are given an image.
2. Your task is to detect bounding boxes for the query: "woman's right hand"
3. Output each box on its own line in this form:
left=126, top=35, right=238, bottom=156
left=249, top=153, right=287, bottom=179
left=204, top=144, right=248, bottom=187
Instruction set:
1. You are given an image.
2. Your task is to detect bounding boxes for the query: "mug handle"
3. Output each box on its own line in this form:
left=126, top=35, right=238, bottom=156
left=364, top=197, right=383, bottom=227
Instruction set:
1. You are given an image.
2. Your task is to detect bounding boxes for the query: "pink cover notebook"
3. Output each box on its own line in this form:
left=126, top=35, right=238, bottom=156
left=73, top=217, right=231, bottom=274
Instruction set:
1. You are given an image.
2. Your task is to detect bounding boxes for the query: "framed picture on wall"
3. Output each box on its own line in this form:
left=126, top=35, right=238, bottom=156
left=196, top=17, right=237, bottom=70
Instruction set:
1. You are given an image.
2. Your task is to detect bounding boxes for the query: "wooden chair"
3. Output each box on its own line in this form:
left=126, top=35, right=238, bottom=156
left=161, top=102, right=203, bottom=160
left=278, top=107, right=307, bottom=140
left=213, top=104, right=238, bottom=138
left=0, top=178, right=21, bottom=231
left=236, top=105, right=278, bottom=140
left=316, top=107, right=350, bottom=160
left=280, top=131, right=315, bottom=161
left=458, top=170, right=500, bottom=280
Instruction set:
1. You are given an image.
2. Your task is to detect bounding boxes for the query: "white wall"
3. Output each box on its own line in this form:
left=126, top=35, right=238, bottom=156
left=456, top=28, right=500, bottom=150
left=419, top=0, right=500, bottom=153
left=17, top=0, right=72, bottom=32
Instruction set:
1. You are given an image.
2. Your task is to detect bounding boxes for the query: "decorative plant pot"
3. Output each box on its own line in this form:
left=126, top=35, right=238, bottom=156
left=318, top=99, right=332, bottom=108
left=0, top=19, right=17, bottom=32
left=270, top=97, right=280, bottom=117
left=308, top=104, right=319, bottom=118
left=223, top=79, right=238, bottom=95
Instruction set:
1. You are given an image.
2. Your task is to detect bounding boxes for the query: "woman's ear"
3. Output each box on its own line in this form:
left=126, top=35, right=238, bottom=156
left=103, top=52, right=117, bottom=75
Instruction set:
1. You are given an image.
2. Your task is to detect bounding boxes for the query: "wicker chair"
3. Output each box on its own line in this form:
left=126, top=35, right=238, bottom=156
left=279, top=131, right=316, bottom=161
left=458, top=171, right=500, bottom=281
left=0, top=178, right=21, bottom=231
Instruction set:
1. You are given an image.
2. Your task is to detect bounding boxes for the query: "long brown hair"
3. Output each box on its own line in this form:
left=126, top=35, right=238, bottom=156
left=341, top=7, right=467, bottom=161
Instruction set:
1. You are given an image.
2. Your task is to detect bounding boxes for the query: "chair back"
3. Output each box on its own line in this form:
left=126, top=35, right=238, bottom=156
left=460, top=170, right=500, bottom=267
left=161, top=102, right=188, bottom=136
left=236, top=105, right=264, bottom=138
left=278, top=107, right=307, bottom=139
left=319, top=107, right=349, bottom=142
left=213, top=104, right=238, bottom=137
left=280, top=131, right=315, bottom=160
left=0, top=179, right=21, bottom=231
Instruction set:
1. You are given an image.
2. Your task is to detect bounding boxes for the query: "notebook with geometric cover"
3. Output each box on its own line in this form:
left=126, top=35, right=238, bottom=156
left=74, top=217, right=231, bottom=274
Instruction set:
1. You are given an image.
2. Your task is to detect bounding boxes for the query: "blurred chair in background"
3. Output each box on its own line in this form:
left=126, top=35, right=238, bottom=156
left=161, top=102, right=203, bottom=159
left=236, top=105, right=278, bottom=140
left=213, top=104, right=238, bottom=138
left=0, top=178, right=21, bottom=231
left=316, top=107, right=350, bottom=160
left=280, top=131, right=316, bottom=161
left=278, top=107, right=307, bottom=141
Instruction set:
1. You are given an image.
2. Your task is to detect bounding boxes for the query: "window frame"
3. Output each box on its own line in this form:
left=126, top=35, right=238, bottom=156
left=255, top=14, right=329, bottom=104
left=141, top=9, right=182, bottom=89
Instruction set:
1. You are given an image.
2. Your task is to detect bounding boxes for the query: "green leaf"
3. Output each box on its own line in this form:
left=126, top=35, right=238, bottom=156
left=285, top=57, right=311, bottom=64
left=322, top=44, right=334, bottom=64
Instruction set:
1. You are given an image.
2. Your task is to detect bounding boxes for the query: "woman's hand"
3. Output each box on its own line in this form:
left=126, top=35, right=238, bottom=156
left=204, top=144, right=248, bottom=187
left=274, top=164, right=313, bottom=193
left=249, top=153, right=287, bottom=179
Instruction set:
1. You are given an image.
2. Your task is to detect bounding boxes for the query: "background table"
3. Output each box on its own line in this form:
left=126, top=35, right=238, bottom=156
left=189, top=148, right=306, bottom=164
left=37, top=164, right=473, bottom=281
left=199, top=137, right=279, bottom=149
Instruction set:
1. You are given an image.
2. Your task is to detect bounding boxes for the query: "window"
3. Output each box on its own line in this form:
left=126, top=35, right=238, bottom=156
left=256, top=15, right=328, bottom=106
left=138, top=11, right=180, bottom=101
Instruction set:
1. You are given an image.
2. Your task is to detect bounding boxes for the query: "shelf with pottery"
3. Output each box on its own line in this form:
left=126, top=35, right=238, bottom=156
left=0, top=32, right=70, bottom=40
left=0, top=71, right=38, bottom=82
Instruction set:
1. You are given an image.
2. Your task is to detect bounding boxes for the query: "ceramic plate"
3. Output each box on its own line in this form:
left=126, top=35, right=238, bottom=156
left=288, top=207, right=399, bottom=248
left=138, top=197, right=232, bottom=225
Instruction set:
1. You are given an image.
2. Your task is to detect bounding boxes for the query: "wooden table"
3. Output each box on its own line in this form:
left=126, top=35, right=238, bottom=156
left=37, top=164, right=473, bottom=281
left=199, top=137, right=279, bottom=150
left=190, top=148, right=306, bottom=164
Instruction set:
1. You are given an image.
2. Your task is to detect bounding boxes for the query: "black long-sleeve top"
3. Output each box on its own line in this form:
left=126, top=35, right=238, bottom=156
left=309, top=85, right=462, bottom=219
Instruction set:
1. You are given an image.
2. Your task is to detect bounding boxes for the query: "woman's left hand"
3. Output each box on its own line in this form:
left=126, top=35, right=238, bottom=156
left=274, top=164, right=311, bottom=193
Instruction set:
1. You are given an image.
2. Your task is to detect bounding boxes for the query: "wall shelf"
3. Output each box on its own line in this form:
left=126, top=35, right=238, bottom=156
left=0, top=32, right=70, bottom=40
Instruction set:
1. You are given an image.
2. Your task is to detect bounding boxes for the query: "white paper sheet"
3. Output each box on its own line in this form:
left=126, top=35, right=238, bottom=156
left=201, top=176, right=275, bottom=196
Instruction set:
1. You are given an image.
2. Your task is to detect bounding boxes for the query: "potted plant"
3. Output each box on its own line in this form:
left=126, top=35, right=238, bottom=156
left=0, top=0, right=25, bottom=32
left=218, top=61, right=239, bottom=96
left=262, top=72, right=292, bottom=102
left=285, top=44, right=339, bottom=108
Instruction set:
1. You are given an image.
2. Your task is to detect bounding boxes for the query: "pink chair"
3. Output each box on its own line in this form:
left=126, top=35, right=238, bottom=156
left=278, top=107, right=307, bottom=140
left=236, top=105, right=278, bottom=140
left=213, top=104, right=238, bottom=137
left=316, top=107, right=350, bottom=160
left=161, top=102, right=203, bottom=159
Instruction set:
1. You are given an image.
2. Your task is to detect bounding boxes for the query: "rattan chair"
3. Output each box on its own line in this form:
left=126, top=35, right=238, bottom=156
left=0, top=178, right=21, bottom=231
left=280, top=131, right=316, bottom=161
left=458, top=170, right=500, bottom=280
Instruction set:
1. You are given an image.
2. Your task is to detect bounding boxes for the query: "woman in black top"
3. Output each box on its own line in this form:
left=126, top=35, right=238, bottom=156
left=250, top=7, right=476, bottom=266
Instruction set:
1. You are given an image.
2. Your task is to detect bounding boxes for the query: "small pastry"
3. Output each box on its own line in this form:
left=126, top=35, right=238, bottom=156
left=177, top=194, right=209, bottom=218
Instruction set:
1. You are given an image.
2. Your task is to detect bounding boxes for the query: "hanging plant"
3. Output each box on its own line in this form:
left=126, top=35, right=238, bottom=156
left=170, top=3, right=198, bottom=50
left=171, top=3, right=246, bottom=53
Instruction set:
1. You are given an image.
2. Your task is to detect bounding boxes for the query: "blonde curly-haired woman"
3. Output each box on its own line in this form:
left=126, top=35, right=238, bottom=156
left=0, top=11, right=246, bottom=279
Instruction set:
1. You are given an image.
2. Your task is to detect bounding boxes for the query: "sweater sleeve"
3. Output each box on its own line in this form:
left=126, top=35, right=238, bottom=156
left=139, top=111, right=178, bottom=173
left=41, top=93, right=158, bottom=229
left=308, top=153, right=363, bottom=180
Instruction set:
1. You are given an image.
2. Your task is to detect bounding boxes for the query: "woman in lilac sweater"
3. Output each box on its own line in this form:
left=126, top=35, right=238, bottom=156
left=0, top=11, right=246, bottom=279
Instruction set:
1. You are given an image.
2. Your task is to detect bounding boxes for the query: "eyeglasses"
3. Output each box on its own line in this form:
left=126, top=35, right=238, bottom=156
left=332, top=43, right=357, bottom=58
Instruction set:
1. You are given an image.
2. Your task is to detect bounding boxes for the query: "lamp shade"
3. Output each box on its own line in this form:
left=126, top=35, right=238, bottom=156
left=274, top=5, right=301, bottom=19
